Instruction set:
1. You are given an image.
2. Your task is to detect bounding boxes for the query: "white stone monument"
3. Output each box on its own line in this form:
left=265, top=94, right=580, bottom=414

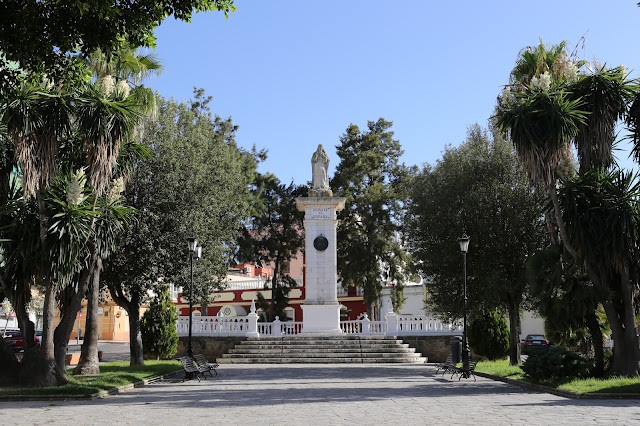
left=296, top=145, right=345, bottom=334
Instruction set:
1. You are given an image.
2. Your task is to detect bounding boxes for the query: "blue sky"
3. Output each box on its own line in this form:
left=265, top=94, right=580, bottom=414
left=146, top=1, right=640, bottom=185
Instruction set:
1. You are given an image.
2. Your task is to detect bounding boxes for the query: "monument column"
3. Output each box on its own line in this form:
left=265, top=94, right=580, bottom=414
left=296, top=145, right=345, bottom=335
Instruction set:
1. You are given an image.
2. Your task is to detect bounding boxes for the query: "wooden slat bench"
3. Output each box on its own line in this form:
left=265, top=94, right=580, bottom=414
left=178, top=356, right=209, bottom=382
left=193, top=354, right=219, bottom=376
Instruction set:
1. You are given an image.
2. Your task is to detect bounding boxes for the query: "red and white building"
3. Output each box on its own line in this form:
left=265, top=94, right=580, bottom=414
left=174, top=253, right=370, bottom=322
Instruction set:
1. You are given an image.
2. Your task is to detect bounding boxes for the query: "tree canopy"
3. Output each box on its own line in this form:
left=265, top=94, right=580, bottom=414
left=495, top=39, right=640, bottom=377
left=0, top=1, right=235, bottom=85
left=407, top=125, right=547, bottom=364
left=331, top=118, right=413, bottom=317
left=236, top=172, right=306, bottom=321
left=102, top=89, right=254, bottom=360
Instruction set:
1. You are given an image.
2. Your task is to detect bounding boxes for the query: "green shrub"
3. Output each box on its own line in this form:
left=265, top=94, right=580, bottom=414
left=522, top=346, right=593, bottom=382
left=140, top=286, right=179, bottom=359
left=468, top=309, right=509, bottom=360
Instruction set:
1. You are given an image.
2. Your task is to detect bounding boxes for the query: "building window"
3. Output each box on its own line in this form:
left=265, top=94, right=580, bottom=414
left=284, top=307, right=295, bottom=322
left=281, top=261, right=290, bottom=274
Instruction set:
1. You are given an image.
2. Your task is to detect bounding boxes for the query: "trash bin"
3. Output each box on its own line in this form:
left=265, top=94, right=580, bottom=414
left=451, top=336, right=462, bottom=363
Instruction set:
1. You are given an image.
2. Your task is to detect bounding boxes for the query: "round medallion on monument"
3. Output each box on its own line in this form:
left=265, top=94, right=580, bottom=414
left=313, top=235, right=329, bottom=251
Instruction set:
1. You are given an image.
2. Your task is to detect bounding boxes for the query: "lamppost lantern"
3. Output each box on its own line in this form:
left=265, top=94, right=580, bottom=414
left=458, top=232, right=471, bottom=379
left=458, top=233, right=470, bottom=253
left=187, top=236, right=198, bottom=252
left=186, top=235, right=200, bottom=361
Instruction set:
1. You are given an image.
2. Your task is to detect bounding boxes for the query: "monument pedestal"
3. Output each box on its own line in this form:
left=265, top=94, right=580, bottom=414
left=296, top=195, right=346, bottom=336
left=300, top=305, right=342, bottom=335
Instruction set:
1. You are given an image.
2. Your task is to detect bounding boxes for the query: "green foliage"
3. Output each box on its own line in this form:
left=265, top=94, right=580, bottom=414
left=522, top=346, right=594, bottom=382
left=526, top=243, right=606, bottom=374
left=497, top=40, right=640, bottom=376
left=140, top=287, right=179, bottom=360
left=103, top=89, right=254, bottom=309
left=237, top=173, right=305, bottom=321
left=331, top=118, right=412, bottom=314
left=407, top=125, right=546, bottom=317
left=0, top=1, right=235, bottom=83
left=468, top=309, right=510, bottom=360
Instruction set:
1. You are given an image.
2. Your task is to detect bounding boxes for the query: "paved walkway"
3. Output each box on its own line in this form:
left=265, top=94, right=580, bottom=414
left=2, top=364, right=639, bottom=425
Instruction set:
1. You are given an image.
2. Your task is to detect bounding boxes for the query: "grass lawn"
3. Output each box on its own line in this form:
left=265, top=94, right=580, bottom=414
left=475, top=359, right=525, bottom=380
left=476, top=360, right=640, bottom=394
left=0, top=360, right=181, bottom=397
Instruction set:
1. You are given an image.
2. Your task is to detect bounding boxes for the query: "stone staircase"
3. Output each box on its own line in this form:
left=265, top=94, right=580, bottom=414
left=217, top=336, right=427, bottom=364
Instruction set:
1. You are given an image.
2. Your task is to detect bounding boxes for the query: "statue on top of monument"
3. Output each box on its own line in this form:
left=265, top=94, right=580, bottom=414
left=310, top=144, right=332, bottom=197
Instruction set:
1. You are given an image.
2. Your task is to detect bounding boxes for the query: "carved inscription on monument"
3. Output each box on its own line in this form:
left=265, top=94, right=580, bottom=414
left=309, top=207, right=332, bottom=220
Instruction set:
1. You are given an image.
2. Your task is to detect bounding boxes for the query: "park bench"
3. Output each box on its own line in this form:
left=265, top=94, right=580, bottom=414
left=435, top=355, right=456, bottom=376
left=178, top=356, right=209, bottom=382
left=450, top=358, right=479, bottom=381
left=193, top=354, right=219, bottom=376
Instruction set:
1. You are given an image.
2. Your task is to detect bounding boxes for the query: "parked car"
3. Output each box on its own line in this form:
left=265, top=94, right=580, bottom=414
left=522, top=334, right=552, bottom=354
left=1, top=329, right=42, bottom=352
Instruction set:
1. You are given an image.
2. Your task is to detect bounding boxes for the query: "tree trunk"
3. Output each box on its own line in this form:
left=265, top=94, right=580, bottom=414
left=585, top=309, right=605, bottom=377
left=507, top=297, right=521, bottom=366
left=550, top=181, right=640, bottom=377
left=53, top=269, right=91, bottom=381
left=601, top=270, right=640, bottom=377
left=74, top=256, right=102, bottom=375
left=35, top=280, right=58, bottom=386
left=0, top=337, right=21, bottom=386
left=127, top=300, right=144, bottom=366
left=41, top=281, right=56, bottom=361
left=108, top=284, right=143, bottom=366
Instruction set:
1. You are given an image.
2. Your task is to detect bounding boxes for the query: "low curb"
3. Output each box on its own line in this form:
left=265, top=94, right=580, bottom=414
left=475, top=372, right=640, bottom=399
left=0, top=370, right=185, bottom=402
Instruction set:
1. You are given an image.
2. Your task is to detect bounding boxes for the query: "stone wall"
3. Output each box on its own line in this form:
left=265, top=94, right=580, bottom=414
left=401, top=335, right=458, bottom=363
left=177, top=336, right=247, bottom=360
left=178, top=335, right=463, bottom=363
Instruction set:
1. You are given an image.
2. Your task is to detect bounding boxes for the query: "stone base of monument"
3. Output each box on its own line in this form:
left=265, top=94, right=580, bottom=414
left=300, top=304, right=343, bottom=335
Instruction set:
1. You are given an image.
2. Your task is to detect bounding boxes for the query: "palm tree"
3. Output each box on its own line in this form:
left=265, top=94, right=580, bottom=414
left=496, top=40, right=640, bottom=376
left=559, top=169, right=640, bottom=376
left=527, top=244, right=606, bottom=376
left=1, top=82, right=75, bottom=385
left=73, top=46, right=160, bottom=374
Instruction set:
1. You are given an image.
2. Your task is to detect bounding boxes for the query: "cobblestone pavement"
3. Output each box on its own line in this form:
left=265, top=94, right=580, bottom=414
left=2, top=364, right=639, bottom=425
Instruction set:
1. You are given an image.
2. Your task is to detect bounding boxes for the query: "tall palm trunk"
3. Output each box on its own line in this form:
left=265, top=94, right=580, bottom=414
left=36, top=184, right=58, bottom=386
left=585, top=310, right=605, bottom=377
left=74, top=255, right=102, bottom=375
left=53, top=268, right=91, bottom=380
left=549, top=180, right=637, bottom=375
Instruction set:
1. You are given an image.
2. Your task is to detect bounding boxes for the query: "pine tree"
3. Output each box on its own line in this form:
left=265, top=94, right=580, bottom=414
left=140, top=286, right=179, bottom=360
left=468, top=309, right=510, bottom=360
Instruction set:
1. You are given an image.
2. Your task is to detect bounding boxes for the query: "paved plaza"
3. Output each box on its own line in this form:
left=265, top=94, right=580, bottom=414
left=2, top=363, right=639, bottom=425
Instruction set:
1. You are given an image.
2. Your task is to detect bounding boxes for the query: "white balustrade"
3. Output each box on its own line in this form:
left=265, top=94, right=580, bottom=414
left=224, top=278, right=304, bottom=291
left=178, top=314, right=461, bottom=337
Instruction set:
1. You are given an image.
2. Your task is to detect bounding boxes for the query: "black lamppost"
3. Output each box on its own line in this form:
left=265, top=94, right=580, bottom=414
left=458, top=233, right=471, bottom=379
left=187, top=236, right=202, bottom=358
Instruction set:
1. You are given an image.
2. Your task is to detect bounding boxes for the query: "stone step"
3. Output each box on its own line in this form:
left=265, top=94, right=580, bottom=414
left=217, top=357, right=427, bottom=364
left=236, top=342, right=410, bottom=349
left=228, top=347, right=416, bottom=354
left=243, top=336, right=401, bottom=341
left=219, top=336, right=427, bottom=365
left=221, top=352, right=423, bottom=359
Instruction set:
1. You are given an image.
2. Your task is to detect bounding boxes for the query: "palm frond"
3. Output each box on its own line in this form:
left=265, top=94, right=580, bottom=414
left=568, top=66, right=634, bottom=172
left=495, top=89, right=586, bottom=185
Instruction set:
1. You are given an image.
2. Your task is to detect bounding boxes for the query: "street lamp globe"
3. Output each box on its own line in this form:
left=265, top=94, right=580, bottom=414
left=458, top=233, right=470, bottom=253
left=187, top=236, right=198, bottom=252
